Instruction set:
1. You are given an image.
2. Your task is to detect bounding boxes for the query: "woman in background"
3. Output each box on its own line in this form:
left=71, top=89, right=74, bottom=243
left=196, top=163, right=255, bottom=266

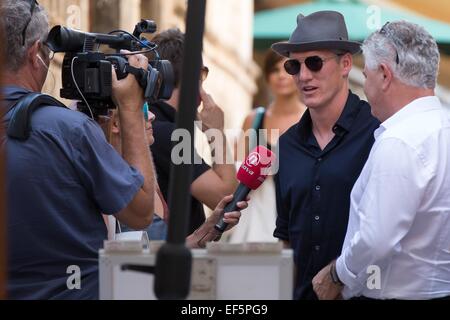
left=230, top=50, right=306, bottom=243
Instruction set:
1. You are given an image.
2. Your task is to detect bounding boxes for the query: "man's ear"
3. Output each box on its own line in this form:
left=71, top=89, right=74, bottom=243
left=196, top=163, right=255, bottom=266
left=110, top=111, right=120, bottom=134
left=340, top=52, right=353, bottom=78
left=111, top=122, right=120, bottom=134
left=379, top=63, right=393, bottom=91
left=28, top=40, right=41, bottom=70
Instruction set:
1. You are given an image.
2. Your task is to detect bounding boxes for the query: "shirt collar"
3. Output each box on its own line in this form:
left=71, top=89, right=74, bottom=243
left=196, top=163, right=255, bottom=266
left=2, top=85, right=32, bottom=98
left=1, top=86, right=33, bottom=114
left=297, top=90, right=362, bottom=140
left=378, top=96, right=442, bottom=137
left=153, top=100, right=176, bottom=122
left=333, top=91, right=362, bottom=135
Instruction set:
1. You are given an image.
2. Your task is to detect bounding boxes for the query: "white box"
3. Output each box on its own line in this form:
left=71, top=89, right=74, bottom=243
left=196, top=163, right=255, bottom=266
left=99, top=243, right=293, bottom=300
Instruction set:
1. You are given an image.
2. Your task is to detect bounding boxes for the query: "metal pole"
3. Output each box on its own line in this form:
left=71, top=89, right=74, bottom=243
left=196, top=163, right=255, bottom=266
left=0, top=114, right=6, bottom=301
left=0, top=14, right=7, bottom=300
left=154, top=0, right=207, bottom=299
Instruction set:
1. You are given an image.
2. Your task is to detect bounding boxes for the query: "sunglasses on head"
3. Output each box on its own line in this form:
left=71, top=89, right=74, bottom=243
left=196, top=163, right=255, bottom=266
left=379, top=22, right=400, bottom=64
left=284, top=54, right=343, bottom=75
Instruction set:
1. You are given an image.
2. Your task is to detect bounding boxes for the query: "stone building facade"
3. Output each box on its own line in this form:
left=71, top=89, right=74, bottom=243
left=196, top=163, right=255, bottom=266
left=40, top=0, right=259, bottom=138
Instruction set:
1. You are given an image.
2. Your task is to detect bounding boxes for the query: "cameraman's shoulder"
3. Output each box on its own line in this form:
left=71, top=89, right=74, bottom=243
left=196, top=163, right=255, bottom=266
left=32, top=105, right=101, bottom=136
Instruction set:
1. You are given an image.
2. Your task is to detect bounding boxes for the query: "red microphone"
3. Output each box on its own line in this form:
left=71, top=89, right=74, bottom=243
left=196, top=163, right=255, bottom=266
left=215, top=146, right=276, bottom=232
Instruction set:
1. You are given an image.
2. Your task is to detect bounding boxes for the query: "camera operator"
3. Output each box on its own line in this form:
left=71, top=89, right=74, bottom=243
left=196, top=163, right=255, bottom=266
left=1, top=1, right=155, bottom=299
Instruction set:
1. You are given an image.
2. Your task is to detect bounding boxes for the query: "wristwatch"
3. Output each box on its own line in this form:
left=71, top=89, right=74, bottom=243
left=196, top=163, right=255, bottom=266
left=329, top=260, right=344, bottom=286
left=195, top=229, right=222, bottom=248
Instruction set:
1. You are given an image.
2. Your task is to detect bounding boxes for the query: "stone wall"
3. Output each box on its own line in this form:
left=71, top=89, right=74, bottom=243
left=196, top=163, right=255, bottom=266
left=41, top=0, right=258, bottom=135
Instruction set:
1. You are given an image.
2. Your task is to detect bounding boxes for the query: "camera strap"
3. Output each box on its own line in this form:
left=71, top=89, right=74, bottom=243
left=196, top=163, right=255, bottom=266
left=125, top=64, right=158, bottom=102
left=125, top=65, right=148, bottom=89
left=7, top=93, right=67, bottom=141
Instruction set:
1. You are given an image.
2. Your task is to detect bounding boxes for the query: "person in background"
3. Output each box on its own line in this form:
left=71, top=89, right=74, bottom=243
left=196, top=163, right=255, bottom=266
left=108, top=106, right=249, bottom=248
left=230, top=50, right=306, bottom=243
left=147, top=28, right=238, bottom=238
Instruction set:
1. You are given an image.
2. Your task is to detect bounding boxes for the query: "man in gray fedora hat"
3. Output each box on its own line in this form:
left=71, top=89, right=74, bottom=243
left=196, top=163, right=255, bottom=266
left=272, top=11, right=380, bottom=299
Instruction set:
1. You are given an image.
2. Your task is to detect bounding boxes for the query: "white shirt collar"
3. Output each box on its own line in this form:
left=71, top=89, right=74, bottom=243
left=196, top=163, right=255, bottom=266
left=374, top=96, right=442, bottom=140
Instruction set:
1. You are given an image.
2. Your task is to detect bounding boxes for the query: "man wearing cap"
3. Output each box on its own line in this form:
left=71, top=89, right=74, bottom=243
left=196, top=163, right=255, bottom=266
left=271, top=11, right=380, bottom=299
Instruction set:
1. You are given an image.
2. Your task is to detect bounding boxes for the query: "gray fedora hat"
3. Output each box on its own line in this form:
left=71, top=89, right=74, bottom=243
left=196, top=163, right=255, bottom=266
left=272, top=11, right=361, bottom=57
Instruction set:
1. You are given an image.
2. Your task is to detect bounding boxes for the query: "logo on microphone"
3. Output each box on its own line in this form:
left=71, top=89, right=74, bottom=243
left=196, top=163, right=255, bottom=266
left=246, top=152, right=261, bottom=167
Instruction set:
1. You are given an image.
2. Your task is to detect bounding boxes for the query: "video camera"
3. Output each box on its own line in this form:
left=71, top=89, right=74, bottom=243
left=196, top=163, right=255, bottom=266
left=45, top=20, right=174, bottom=117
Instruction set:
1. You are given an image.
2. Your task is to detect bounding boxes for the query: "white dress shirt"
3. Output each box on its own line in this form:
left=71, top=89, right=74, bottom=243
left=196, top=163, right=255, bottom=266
left=336, top=96, right=450, bottom=299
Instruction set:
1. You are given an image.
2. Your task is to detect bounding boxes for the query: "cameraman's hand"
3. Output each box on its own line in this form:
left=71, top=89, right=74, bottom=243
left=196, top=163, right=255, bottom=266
left=112, top=50, right=148, bottom=112
left=198, top=86, right=224, bottom=132
left=112, top=51, right=155, bottom=230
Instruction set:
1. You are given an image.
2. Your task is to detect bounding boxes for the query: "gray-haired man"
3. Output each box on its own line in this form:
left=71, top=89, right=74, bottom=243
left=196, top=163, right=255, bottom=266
left=2, top=0, right=155, bottom=299
left=313, top=21, right=450, bottom=300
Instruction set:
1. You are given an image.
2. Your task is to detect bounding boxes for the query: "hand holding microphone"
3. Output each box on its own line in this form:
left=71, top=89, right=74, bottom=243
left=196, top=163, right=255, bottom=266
left=214, top=146, right=276, bottom=233
left=189, top=195, right=249, bottom=248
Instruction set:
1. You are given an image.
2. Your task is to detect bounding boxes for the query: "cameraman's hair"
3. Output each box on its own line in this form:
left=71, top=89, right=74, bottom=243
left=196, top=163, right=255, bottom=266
left=1, top=0, right=49, bottom=72
left=151, top=28, right=184, bottom=88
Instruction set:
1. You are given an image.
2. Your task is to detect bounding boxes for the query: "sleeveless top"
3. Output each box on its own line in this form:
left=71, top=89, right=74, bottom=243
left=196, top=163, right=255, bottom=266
left=229, top=107, right=278, bottom=243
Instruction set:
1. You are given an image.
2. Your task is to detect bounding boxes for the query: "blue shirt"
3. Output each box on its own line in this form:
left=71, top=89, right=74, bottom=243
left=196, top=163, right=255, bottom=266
left=2, top=86, right=144, bottom=299
left=274, top=91, right=380, bottom=300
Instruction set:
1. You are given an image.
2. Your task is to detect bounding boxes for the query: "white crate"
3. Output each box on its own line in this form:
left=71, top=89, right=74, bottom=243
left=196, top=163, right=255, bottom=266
left=99, top=243, right=293, bottom=300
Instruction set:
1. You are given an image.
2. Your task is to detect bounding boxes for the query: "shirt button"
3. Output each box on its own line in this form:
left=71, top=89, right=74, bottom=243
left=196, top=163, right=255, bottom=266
left=315, top=245, right=321, bottom=251
left=317, top=157, right=322, bottom=162
left=315, top=185, right=321, bottom=191
left=315, top=215, right=320, bottom=221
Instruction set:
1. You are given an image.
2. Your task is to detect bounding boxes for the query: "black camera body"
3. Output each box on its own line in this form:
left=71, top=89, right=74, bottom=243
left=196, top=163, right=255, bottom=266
left=46, top=20, right=174, bottom=117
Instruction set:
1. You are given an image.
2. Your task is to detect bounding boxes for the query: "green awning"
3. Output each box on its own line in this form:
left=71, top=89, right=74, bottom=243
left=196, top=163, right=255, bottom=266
left=254, top=0, right=450, bottom=50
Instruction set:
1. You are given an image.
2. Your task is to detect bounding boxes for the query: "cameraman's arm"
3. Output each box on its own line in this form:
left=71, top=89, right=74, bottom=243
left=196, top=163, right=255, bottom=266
left=112, top=53, right=155, bottom=230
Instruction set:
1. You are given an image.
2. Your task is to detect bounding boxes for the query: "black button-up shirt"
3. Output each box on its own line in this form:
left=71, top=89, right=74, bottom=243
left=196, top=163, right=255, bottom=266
left=274, top=91, right=380, bottom=300
left=150, top=101, right=211, bottom=235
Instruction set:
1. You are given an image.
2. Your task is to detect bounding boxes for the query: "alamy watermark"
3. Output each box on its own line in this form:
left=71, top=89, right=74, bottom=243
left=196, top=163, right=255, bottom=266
left=66, top=265, right=81, bottom=290
left=366, top=5, right=383, bottom=31
left=66, top=5, right=82, bottom=29
left=169, top=123, right=280, bottom=175
left=366, top=265, right=381, bottom=290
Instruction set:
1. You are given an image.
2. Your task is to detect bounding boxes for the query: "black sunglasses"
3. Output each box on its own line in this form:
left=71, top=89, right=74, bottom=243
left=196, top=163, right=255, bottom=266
left=284, top=54, right=343, bottom=75
left=379, top=22, right=399, bottom=64
left=21, top=0, right=39, bottom=46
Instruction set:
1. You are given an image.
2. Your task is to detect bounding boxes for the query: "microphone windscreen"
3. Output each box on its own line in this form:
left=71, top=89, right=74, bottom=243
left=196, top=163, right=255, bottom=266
left=237, top=146, right=276, bottom=190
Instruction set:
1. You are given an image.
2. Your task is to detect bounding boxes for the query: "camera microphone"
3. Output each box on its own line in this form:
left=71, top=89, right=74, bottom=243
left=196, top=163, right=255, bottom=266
left=214, top=146, right=276, bottom=233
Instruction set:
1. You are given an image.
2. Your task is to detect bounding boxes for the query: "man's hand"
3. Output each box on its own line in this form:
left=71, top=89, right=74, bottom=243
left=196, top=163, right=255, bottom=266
left=112, top=51, right=148, bottom=113
left=312, top=262, right=343, bottom=300
left=197, top=86, right=225, bottom=132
